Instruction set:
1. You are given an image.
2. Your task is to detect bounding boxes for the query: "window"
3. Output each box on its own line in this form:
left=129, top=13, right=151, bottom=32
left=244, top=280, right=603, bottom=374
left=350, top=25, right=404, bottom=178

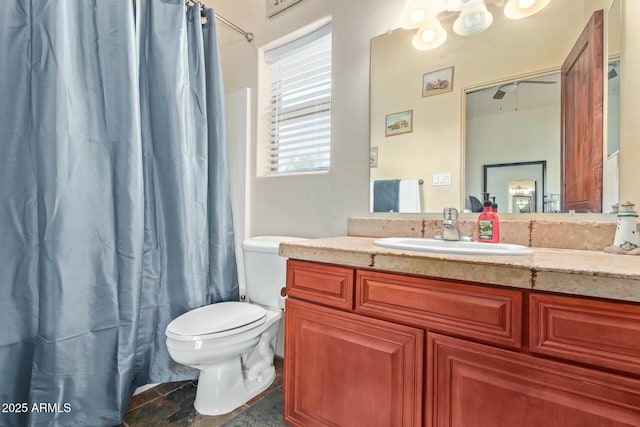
left=264, top=23, right=332, bottom=174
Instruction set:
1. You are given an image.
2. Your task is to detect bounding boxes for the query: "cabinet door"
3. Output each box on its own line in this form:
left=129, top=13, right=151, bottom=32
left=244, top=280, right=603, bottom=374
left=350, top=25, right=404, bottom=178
left=427, top=333, right=640, bottom=427
left=284, top=299, right=424, bottom=427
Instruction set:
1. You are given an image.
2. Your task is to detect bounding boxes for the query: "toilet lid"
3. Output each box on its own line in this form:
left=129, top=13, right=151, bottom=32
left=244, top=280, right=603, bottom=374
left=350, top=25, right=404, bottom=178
left=166, top=302, right=267, bottom=337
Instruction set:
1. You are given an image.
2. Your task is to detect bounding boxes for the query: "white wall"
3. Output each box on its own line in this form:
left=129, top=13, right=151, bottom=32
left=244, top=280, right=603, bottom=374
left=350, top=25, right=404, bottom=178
left=620, top=0, right=640, bottom=203
left=210, top=0, right=406, bottom=238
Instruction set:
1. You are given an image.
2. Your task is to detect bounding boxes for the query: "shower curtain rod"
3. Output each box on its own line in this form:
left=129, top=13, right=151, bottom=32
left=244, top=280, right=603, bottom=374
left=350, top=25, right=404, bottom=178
left=214, top=12, right=254, bottom=42
left=186, top=1, right=254, bottom=42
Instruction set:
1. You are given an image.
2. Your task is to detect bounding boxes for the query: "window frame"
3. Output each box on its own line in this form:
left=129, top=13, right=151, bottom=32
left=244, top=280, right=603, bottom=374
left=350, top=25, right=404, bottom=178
left=260, top=21, right=333, bottom=176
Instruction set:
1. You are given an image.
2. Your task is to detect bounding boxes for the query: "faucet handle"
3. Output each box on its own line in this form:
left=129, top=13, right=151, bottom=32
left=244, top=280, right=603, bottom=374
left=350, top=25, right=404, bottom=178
left=443, top=207, right=459, bottom=221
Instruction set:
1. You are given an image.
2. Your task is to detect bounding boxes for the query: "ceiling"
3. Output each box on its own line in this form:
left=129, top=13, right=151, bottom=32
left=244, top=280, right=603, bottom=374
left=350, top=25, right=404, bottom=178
left=466, top=72, right=561, bottom=119
left=466, top=61, right=620, bottom=119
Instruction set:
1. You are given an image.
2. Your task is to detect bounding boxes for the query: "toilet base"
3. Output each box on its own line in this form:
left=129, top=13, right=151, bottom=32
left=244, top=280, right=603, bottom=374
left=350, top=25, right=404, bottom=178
left=193, top=356, right=276, bottom=415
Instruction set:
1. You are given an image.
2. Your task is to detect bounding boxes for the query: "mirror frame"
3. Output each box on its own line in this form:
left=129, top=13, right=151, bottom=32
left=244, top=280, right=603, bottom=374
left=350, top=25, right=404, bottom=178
left=483, top=160, right=547, bottom=213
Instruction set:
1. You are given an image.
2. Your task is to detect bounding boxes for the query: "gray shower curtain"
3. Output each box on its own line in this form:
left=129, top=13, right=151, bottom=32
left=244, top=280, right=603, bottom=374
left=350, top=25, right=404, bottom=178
left=0, top=0, right=238, bottom=425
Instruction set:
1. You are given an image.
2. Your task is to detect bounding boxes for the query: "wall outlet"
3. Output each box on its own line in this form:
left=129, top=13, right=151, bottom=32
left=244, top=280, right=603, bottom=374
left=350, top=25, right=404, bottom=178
left=432, top=172, right=452, bottom=186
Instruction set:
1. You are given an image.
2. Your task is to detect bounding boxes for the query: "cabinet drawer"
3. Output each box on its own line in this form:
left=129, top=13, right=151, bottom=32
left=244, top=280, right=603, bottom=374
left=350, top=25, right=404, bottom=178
left=356, top=270, right=522, bottom=349
left=530, top=294, right=640, bottom=375
left=286, top=260, right=355, bottom=310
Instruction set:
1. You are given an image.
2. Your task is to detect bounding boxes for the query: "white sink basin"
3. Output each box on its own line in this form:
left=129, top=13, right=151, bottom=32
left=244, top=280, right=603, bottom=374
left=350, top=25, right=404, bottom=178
left=374, top=237, right=533, bottom=256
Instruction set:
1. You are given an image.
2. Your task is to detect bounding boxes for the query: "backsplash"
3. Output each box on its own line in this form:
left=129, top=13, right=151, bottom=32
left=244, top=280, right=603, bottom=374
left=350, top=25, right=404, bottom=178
left=348, top=217, right=631, bottom=251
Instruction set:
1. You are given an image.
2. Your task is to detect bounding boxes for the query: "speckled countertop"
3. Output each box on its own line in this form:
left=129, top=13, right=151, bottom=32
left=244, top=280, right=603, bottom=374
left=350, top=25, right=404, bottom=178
left=280, top=236, right=640, bottom=303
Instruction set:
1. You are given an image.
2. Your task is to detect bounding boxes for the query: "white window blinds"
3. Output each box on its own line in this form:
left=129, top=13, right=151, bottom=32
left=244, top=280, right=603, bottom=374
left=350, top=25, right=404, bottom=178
left=265, top=23, right=332, bottom=174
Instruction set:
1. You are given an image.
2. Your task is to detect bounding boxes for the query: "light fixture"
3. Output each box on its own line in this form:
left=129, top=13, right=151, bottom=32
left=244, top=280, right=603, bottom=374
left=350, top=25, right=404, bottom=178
left=504, top=0, right=551, bottom=20
left=412, top=17, right=448, bottom=50
left=509, top=185, right=533, bottom=195
left=401, top=0, right=550, bottom=50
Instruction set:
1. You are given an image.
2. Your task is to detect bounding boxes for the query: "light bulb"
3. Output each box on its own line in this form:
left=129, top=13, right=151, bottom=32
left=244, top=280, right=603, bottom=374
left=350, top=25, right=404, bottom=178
left=400, top=0, right=431, bottom=29
left=504, top=0, right=550, bottom=19
left=412, top=18, right=447, bottom=50
left=518, top=0, right=535, bottom=9
left=422, top=28, right=436, bottom=42
left=453, top=4, right=493, bottom=36
left=465, top=11, right=482, bottom=28
left=410, top=9, right=426, bottom=25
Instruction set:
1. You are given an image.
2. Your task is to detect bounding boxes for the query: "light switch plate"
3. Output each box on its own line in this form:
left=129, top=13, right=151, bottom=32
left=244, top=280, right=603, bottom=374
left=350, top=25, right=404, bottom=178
left=432, top=172, right=452, bottom=186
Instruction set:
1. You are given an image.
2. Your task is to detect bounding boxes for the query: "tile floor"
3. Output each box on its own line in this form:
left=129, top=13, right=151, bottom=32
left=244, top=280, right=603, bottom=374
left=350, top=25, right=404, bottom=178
left=118, top=358, right=286, bottom=426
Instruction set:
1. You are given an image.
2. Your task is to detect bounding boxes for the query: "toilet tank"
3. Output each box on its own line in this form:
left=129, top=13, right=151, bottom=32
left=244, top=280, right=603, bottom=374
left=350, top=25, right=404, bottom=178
left=242, top=236, right=306, bottom=309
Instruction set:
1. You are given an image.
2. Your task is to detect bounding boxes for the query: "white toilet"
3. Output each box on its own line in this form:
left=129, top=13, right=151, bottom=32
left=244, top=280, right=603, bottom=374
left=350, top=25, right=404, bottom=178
left=165, top=236, right=303, bottom=415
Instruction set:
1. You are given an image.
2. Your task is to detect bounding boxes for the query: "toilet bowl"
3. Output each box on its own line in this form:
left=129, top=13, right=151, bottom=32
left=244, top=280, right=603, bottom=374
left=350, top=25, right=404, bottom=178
left=165, top=236, right=304, bottom=415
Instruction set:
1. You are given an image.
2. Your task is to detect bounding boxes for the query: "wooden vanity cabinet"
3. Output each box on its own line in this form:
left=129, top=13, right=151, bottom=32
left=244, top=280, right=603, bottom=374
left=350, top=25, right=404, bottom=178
left=283, top=260, right=640, bottom=427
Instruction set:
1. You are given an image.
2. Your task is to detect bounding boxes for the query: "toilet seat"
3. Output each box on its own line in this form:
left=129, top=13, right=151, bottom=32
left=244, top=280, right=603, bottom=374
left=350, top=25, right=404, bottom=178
left=166, top=302, right=268, bottom=341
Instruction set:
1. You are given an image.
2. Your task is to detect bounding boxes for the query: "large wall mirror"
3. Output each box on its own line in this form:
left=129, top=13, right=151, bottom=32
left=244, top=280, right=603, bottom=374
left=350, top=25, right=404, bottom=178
left=369, top=0, right=625, bottom=214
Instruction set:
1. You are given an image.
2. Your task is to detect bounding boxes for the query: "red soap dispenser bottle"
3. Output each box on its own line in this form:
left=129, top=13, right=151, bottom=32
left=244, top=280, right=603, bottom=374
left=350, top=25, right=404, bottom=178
left=478, top=200, right=499, bottom=243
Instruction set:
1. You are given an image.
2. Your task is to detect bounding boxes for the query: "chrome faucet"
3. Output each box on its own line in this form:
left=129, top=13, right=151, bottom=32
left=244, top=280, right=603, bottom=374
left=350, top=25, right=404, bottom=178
left=442, top=207, right=462, bottom=241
